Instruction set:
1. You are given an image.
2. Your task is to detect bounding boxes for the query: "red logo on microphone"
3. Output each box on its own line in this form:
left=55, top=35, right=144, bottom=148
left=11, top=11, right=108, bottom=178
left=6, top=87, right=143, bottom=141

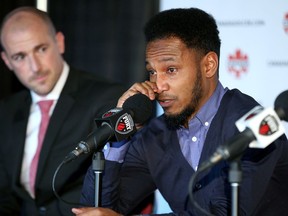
left=259, top=115, right=279, bottom=136
left=102, top=108, right=122, bottom=118
left=115, top=113, right=134, bottom=134
left=228, top=49, right=249, bottom=78
left=245, top=108, right=262, bottom=121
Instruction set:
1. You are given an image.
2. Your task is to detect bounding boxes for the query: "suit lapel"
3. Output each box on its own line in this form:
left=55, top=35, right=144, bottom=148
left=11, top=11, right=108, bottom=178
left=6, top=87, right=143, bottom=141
left=35, top=69, right=78, bottom=182
left=11, top=94, right=32, bottom=192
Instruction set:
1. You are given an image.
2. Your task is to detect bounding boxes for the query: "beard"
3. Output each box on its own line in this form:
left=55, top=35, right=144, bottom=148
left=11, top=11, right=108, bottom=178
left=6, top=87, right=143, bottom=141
left=164, top=69, right=203, bottom=130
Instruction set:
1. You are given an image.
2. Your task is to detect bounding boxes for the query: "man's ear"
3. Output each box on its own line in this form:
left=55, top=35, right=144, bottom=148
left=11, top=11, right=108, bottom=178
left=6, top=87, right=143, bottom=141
left=55, top=32, right=65, bottom=54
left=1, top=51, right=13, bottom=70
left=204, top=51, right=218, bottom=78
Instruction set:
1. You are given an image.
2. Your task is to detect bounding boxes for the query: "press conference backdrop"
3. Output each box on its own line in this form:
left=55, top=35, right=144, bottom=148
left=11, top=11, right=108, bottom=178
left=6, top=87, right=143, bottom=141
left=154, top=0, right=288, bottom=213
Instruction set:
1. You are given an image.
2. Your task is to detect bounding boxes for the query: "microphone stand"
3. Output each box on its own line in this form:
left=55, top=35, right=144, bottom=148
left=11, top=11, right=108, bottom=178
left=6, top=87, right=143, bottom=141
left=92, top=151, right=105, bottom=207
left=228, top=157, right=242, bottom=216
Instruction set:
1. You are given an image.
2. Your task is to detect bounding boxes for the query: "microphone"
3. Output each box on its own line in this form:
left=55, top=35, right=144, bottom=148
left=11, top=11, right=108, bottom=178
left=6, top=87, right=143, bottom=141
left=274, top=90, right=288, bottom=122
left=197, top=90, right=288, bottom=172
left=63, top=94, right=153, bottom=163
left=235, top=106, right=285, bottom=149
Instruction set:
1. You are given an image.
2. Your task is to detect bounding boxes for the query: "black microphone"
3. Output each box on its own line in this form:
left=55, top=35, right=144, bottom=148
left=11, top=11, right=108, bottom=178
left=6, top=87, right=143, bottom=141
left=197, top=90, right=288, bottom=172
left=274, top=90, right=288, bottom=122
left=63, top=94, right=153, bottom=163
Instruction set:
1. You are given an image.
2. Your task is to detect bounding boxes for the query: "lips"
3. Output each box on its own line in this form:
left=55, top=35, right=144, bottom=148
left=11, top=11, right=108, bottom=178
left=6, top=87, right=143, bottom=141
left=33, top=73, right=48, bottom=83
left=158, top=98, right=174, bottom=108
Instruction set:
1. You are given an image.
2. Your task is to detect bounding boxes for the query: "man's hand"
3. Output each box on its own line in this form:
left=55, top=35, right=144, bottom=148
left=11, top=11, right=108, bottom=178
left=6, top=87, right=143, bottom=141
left=72, top=207, right=123, bottom=216
left=117, top=81, right=158, bottom=108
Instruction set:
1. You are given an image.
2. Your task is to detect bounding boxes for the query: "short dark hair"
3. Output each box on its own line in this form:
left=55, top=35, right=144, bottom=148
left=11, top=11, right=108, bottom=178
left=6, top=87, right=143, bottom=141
left=144, top=8, right=221, bottom=58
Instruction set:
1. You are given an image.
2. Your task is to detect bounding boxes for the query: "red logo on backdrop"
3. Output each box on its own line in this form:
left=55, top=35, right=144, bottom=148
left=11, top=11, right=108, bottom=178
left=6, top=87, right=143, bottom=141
left=227, top=49, right=249, bottom=78
left=283, top=13, right=288, bottom=34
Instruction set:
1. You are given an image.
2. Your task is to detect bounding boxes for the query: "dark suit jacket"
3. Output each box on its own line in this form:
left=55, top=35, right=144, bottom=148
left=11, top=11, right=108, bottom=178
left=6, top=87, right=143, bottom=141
left=0, top=68, right=125, bottom=216
left=81, top=89, right=288, bottom=216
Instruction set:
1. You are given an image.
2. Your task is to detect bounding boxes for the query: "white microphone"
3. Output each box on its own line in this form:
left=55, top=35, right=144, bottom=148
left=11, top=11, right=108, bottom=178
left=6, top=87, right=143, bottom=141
left=197, top=90, right=288, bottom=172
left=235, top=105, right=285, bottom=148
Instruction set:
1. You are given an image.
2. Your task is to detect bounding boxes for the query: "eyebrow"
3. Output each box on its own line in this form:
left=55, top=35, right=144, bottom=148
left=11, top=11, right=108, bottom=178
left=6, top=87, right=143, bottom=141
left=11, top=51, right=25, bottom=59
left=145, top=57, right=177, bottom=66
left=10, top=43, right=47, bottom=59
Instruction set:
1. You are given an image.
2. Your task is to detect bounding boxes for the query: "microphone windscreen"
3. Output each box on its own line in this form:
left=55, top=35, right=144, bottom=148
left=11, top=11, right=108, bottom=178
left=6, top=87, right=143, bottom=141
left=274, top=90, right=288, bottom=122
left=123, top=94, right=153, bottom=124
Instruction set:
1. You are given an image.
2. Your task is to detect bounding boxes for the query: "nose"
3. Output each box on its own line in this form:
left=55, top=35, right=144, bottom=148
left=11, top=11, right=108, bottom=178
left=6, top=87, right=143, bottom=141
left=28, top=54, right=41, bottom=73
left=155, top=73, right=169, bottom=93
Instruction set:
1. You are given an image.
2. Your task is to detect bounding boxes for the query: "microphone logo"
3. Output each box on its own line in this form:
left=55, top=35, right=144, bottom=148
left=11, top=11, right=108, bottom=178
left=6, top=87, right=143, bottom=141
left=98, top=107, right=137, bottom=140
left=259, top=115, right=279, bottom=136
left=102, top=108, right=122, bottom=118
left=244, top=107, right=262, bottom=120
left=115, top=113, right=135, bottom=134
left=236, top=106, right=285, bottom=148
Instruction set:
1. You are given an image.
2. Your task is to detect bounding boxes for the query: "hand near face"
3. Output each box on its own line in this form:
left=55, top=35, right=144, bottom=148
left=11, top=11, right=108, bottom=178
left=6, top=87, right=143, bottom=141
left=117, top=81, right=158, bottom=108
left=72, top=207, right=123, bottom=216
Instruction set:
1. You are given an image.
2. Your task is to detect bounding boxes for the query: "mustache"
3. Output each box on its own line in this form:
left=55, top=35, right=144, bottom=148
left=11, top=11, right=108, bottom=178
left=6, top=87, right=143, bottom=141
left=29, top=71, right=48, bottom=81
left=156, top=93, right=177, bottom=101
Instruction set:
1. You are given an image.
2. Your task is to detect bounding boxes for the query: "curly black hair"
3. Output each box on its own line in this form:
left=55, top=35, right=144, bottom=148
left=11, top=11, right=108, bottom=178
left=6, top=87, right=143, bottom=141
left=144, top=7, right=221, bottom=59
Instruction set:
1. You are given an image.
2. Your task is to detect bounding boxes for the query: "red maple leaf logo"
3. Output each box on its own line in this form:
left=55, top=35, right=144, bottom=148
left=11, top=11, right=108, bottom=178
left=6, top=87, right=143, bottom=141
left=283, top=12, right=288, bottom=34
left=228, top=49, right=249, bottom=78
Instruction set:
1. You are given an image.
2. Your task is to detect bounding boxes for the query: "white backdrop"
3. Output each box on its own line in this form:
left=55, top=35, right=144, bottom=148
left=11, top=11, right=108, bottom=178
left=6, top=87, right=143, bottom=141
left=154, top=0, right=288, bottom=213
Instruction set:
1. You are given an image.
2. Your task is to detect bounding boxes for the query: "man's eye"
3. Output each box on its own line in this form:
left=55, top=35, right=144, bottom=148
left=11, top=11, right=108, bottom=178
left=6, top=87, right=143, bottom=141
left=38, top=46, right=47, bottom=53
left=148, top=70, right=157, bottom=75
left=167, top=68, right=177, bottom=73
left=12, top=54, right=25, bottom=61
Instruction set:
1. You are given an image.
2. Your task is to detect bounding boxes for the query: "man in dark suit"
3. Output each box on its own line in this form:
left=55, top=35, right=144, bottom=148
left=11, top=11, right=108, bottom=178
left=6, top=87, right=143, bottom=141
left=0, top=6, right=125, bottom=215
left=73, top=8, right=288, bottom=216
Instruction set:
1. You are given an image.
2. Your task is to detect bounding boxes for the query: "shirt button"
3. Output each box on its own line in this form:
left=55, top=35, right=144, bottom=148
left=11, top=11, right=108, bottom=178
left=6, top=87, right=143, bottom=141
left=192, top=136, right=197, bottom=142
left=195, top=183, right=202, bottom=190
left=205, top=122, right=209, bottom=126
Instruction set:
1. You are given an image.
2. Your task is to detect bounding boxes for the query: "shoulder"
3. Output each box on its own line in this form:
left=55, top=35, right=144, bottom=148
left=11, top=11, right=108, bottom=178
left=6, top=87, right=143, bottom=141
left=220, top=88, right=259, bottom=116
left=0, top=90, right=30, bottom=110
left=0, top=90, right=31, bottom=125
left=208, top=89, right=260, bottom=139
left=68, top=68, right=126, bottom=92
